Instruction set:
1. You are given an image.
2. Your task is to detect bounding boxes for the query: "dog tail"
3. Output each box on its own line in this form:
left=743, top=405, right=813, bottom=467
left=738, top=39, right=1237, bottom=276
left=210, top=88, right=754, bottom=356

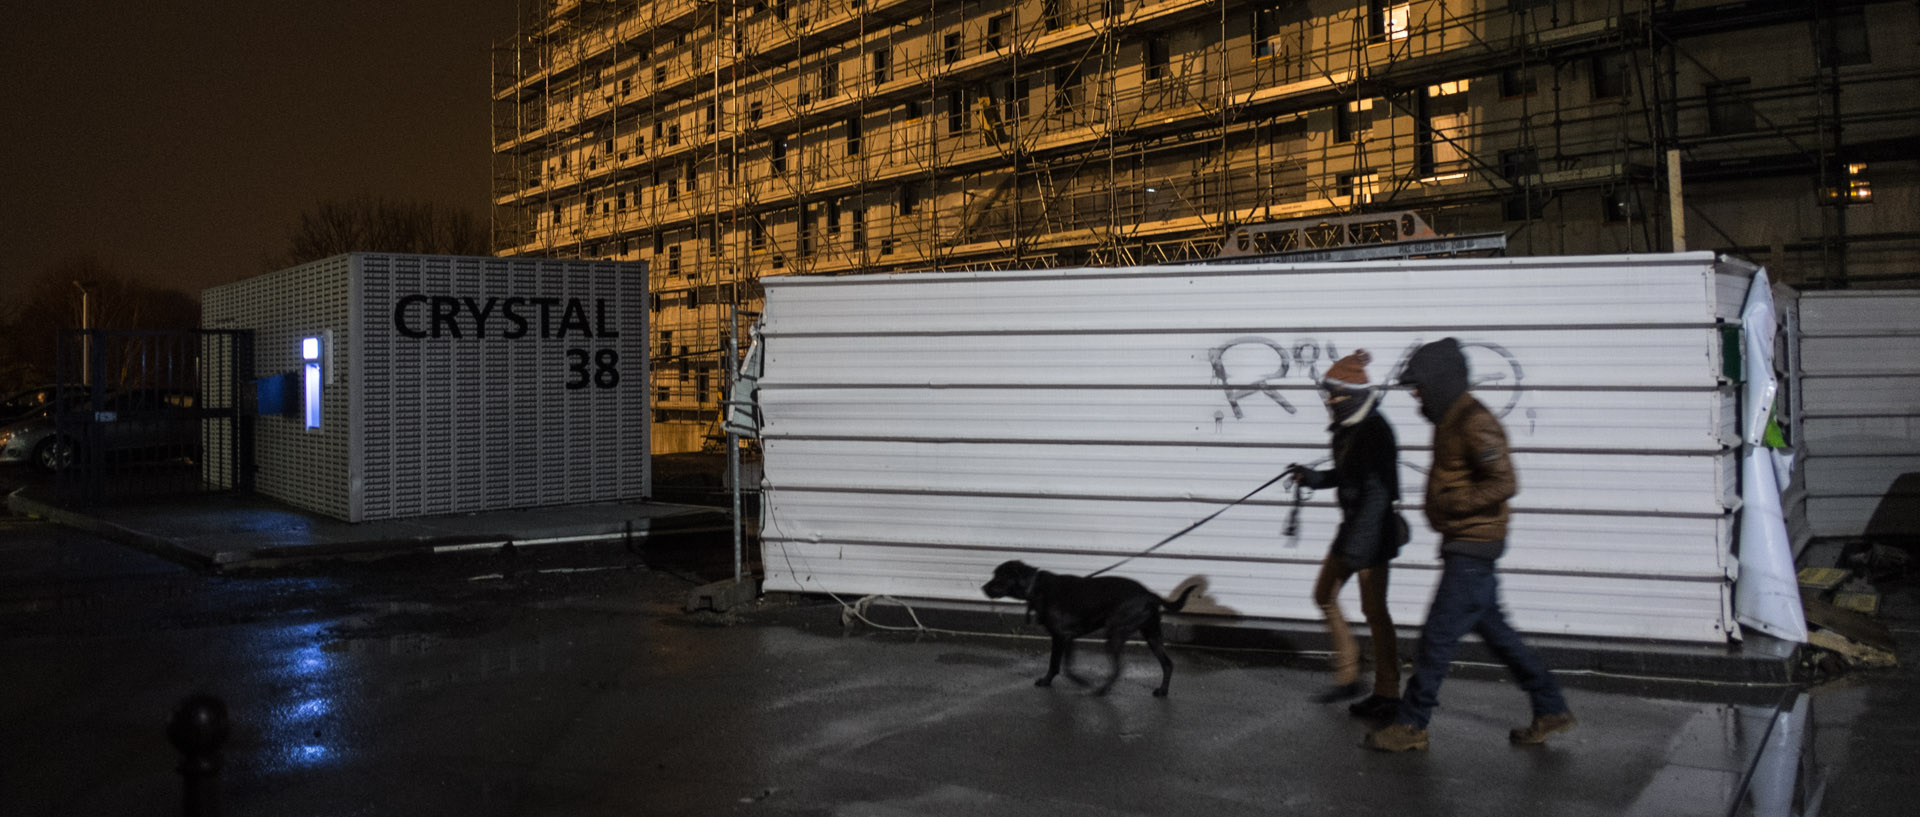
left=1162, top=584, right=1198, bottom=613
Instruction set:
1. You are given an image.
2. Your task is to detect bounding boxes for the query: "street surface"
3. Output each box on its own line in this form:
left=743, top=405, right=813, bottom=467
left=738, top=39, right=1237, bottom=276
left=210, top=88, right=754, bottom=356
left=2, top=464, right=1916, bottom=816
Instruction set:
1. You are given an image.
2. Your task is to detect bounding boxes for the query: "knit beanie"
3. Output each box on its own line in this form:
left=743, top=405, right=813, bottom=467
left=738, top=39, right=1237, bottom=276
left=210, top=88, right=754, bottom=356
left=1321, top=350, right=1377, bottom=424
left=1323, top=350, right=1372, bottom=389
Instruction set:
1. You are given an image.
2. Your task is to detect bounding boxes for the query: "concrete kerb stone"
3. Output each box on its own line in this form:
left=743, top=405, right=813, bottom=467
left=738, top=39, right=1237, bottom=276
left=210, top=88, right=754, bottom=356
left=6, top=487, right=216, bottom=570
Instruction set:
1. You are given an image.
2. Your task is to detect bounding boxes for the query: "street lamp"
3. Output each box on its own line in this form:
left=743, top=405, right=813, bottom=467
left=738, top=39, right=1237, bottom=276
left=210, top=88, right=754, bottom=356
left=72, top=280, right=94, bottom=386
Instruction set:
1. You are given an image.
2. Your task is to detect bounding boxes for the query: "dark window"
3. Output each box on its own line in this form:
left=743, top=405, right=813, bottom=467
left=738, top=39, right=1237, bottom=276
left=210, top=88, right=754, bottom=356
left=851, top=208, right=866, bottom=248
left=1145, top=38, right=1170, bottom=80
left=1705, top=79, right=1755, bottom=135
left=1499, top=67, right=1536, bottom=98
left=705, top=101, right=717, bottom=134
left=668, top=124, right=680, bottom=146
left=872, top=49, right=889, bottom=84
left=1502, top=192, right=1546, bottom=222
left=667, top=178, right=679, bottom=201
left=654, top=65, right=667, bottom=86
left=1004, top=78, right=1031, bottom=121
left=1816, top=9, right=1871, bottom=67
left=899, top=183, right=919, bottom=216
left=948, top=90, right=967, bottom=133
left=988, top=15, right=1009, bottom=50
left=819, top=61, right=838, bottom=98
left=1043, top=0, right=1063, bottom=31
left=1335, top=98, right=1375, bottom=142
left=944, top=33, right=961, bottom=64
left=750, top=100, right=763, bottom=124
left=1591, top=53, right=1628, bottom=99
left=903, top=100, right=922, bottom=120
left=668, top=244, right=682, bottom=274
left=751, top=221, right=766, bottom=251
left=771, top=136, right=787, bottom=173
left=1603, top=188, right=1643, bottom=223
left=1054, top=64, right=1083, bottom=108
left=1254, top=7, right=1282, bottom=57
left=1499, top=147, right=1538, bottom=181
left=826, top=199, right=842, bottom=234
left=846, top=117, right=862, bottom=155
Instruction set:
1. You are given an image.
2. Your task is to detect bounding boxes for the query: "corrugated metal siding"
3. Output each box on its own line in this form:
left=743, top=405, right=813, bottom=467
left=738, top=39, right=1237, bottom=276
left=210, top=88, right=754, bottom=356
left=758, top=253, right=1752, bottom=643
left=1798, top=291, right=1920, bottom=539
left=202, top=256, right=356, bottom=520
left=356, top=255, right=650, bottom=521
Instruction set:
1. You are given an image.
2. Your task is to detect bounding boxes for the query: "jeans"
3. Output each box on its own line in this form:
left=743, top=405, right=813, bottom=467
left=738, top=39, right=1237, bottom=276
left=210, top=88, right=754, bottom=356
left=1395, top=551, right=1568, bottom=729
left=1312, top=553, right=1399, bottom=697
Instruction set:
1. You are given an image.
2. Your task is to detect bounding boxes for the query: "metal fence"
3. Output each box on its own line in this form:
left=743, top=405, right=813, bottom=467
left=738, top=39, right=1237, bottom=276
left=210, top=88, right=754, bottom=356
left=52, top=329, right=252, bottom=505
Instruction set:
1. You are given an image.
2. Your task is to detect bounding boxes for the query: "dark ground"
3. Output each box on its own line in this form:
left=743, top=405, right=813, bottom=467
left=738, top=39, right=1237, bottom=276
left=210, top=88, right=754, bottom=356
left=1, top=461, right=1915, bottom=816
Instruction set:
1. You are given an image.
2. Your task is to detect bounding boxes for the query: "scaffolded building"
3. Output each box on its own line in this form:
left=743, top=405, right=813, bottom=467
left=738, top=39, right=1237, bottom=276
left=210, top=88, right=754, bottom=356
left=491, top=0, right=1919, bottom=453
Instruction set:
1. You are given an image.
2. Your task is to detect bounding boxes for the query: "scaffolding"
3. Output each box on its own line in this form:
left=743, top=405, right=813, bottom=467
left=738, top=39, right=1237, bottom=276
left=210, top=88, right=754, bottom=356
left=491, top=0, right=1920, bottom=453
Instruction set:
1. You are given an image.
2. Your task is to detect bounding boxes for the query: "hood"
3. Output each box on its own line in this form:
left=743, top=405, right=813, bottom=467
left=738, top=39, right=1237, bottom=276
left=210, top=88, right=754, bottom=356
left=1399, top=338, right=1470, bottom=423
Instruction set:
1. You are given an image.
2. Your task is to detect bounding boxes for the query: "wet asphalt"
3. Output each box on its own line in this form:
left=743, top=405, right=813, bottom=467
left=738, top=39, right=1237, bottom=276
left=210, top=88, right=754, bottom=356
left=2, top=466, right=1917, bottom=817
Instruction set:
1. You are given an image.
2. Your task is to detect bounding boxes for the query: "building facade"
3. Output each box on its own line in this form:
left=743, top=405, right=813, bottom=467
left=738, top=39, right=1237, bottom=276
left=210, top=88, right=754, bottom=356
left=490, top=0, right=1919, bottom=453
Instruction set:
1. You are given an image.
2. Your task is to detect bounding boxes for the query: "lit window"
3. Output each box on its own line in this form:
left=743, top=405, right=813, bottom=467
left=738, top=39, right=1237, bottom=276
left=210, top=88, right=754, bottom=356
left=301, top=336, right=323, bottom=430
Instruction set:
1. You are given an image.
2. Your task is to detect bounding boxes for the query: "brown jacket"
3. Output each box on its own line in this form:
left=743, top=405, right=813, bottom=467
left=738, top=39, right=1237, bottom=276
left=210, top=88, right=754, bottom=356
left=1423, top=393, right=1517, bottom=557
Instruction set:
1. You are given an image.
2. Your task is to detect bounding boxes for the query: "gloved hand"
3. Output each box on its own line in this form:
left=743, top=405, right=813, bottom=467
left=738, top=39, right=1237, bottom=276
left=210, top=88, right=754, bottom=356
left=1281, top=463, right=1309, bottom=487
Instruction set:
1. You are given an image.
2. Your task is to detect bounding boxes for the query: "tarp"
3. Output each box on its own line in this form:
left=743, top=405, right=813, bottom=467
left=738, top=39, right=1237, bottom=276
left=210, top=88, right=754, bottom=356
left=1734, top=270, right=1808, bottom=643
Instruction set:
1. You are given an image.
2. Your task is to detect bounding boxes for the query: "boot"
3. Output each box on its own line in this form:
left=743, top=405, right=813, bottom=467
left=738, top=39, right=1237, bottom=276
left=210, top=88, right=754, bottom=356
left=1347, top=695, right=1400, bottom=721
left=1311, top=681, right=1364, bottom=703
left=1509, top=711, right=1577, bottom=745
left=1364, top=722, right=1429, bottom=752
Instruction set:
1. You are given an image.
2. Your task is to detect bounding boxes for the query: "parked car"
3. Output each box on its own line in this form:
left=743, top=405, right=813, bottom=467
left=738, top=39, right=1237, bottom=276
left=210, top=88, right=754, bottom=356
left=0, top=389, right=200, bottom=473
left=0, top=385, right=81, bottom=424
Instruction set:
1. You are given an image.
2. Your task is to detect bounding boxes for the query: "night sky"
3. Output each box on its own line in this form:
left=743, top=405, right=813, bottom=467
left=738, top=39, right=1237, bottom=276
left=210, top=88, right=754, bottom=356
left=1, top=2, right=522, bottom=299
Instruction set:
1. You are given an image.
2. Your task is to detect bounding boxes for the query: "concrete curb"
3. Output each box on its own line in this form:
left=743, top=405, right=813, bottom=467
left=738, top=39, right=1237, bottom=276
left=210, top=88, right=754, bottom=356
left=6, top=486, right=733, bottom=571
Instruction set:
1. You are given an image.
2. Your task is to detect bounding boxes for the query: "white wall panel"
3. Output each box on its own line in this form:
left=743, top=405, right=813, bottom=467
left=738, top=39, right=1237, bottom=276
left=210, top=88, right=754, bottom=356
left=759, top=253, right=1753, bottom=643
left=1797, top=291, right=1920, bottom=538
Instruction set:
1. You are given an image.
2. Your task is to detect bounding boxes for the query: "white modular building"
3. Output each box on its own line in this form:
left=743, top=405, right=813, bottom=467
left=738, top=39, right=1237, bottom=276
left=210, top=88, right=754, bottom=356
left=755, top=251, right=1786, bottom=644
left=202, top=253, right=650, bottom=522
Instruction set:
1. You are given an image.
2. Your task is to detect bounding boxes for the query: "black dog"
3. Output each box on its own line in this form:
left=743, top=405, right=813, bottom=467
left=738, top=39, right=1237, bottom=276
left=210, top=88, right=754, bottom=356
left=982, top=559, right=1197, bottom=697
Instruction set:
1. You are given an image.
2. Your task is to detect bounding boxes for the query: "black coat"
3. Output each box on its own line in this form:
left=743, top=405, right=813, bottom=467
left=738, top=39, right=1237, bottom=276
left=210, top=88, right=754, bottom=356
left=1298, top=409, right=1402, bottom=570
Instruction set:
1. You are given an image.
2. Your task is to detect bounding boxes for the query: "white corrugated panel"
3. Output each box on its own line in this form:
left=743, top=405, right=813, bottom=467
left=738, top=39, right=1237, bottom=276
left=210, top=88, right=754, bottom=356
left=759, top=253, right=1752, bottom=643
left=1798, top=290, right=1920, bottom=538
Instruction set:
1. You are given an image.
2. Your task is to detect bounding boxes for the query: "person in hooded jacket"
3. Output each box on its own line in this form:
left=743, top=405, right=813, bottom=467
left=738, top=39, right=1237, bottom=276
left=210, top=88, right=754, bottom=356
left=1364, top=338, right=1576, bottom=753
left=1282, top=350, right=1404, bottom=720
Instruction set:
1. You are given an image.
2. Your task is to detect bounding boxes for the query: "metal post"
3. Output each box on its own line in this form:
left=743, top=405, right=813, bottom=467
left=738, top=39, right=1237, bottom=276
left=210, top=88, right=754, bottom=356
left=728, top=301, right=742, bottom=583
left=167, top=693, right=229, bottom=817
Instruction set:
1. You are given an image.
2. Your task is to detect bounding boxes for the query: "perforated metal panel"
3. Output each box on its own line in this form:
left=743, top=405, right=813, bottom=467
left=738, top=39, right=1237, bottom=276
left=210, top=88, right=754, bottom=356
left=206, top=253, right=649, bottom=521
left=758, top=252, right=1755, bottom=643
left=203, top=256, right=356, bottom=519
left=357, top=254, right=649, bottom=521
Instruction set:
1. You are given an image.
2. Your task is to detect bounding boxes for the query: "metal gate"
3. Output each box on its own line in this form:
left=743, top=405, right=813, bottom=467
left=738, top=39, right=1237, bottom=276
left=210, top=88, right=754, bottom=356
left=51, top=329, right=252, bottom=504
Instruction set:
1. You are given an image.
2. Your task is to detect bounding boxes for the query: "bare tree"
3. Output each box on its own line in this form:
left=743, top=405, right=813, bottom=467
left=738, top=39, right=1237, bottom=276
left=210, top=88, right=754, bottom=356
left=268, top=195, right=488, bottom=269
left=0, top=256, right=198, bottom=390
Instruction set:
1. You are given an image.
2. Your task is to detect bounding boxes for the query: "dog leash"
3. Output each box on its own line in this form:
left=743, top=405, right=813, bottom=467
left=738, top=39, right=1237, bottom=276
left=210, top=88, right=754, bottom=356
left=1085, top=470, right=1292, bottom=578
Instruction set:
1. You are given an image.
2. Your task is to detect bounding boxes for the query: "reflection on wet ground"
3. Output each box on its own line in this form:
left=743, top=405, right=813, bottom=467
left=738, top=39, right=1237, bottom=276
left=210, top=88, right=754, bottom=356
left=1, top=521, right=1914, bottom=816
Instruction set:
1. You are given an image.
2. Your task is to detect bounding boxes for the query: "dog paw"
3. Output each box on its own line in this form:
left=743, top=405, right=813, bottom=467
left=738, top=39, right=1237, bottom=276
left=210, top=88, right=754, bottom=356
left=1153, top=688, right=1169, bottom=698
left=1034, top=678, right=1053, bottom=688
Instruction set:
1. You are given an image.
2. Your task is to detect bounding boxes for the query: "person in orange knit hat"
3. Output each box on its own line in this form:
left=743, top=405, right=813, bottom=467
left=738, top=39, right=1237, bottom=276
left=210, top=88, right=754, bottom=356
left=1283, top=349, right=1405, bottom=720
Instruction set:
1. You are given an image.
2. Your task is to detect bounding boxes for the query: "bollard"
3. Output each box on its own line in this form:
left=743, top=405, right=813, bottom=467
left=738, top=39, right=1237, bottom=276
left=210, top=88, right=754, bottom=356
left=167, top=693, right=229, bottom=817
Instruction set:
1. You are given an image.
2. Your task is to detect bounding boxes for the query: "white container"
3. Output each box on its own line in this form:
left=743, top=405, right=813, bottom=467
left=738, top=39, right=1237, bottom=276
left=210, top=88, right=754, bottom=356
left=757, top=252, right=1758, bottom=643
left=203, top=253, right=650, bottom=521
